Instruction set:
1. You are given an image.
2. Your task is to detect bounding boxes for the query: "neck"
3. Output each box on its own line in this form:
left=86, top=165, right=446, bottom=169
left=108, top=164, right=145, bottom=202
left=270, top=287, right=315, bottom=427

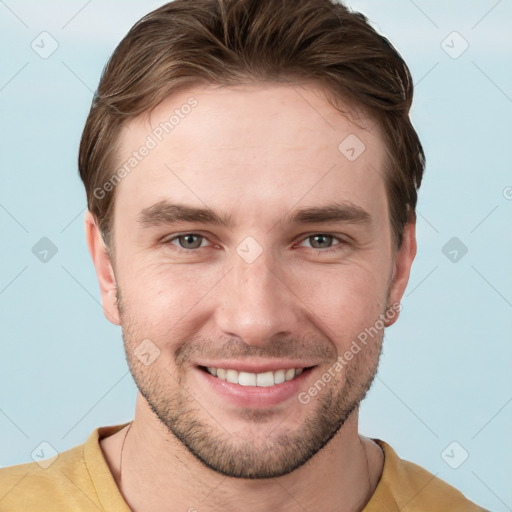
left=106, top=395, right=384, bottom=512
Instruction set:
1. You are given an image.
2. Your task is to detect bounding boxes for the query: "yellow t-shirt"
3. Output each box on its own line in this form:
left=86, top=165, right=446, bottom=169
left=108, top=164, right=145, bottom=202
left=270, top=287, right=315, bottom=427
left=0, top=423, right=487, bottom=511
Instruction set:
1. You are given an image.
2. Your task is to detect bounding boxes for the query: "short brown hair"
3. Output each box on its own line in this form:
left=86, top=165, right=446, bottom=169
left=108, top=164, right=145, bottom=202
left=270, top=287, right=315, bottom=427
left=79, top=0, right=424, bottom=251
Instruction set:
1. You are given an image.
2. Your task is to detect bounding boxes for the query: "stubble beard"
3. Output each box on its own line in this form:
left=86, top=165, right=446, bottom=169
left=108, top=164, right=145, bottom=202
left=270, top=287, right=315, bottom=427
left=117, top=288, right=384, bottom=479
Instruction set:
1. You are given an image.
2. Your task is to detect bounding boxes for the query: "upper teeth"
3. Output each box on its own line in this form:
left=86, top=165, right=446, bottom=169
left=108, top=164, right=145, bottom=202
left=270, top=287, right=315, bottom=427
left=206, top=367, right=304, bottom=387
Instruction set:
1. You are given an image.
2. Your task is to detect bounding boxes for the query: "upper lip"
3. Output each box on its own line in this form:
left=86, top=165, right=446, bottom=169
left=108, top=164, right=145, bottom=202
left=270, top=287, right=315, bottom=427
left=195, top=359, right=319, bottom=373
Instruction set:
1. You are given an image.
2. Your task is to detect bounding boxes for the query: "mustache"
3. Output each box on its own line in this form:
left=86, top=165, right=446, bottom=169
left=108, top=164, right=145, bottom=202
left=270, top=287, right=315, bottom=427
left=174, top=334, right=337, bottom=367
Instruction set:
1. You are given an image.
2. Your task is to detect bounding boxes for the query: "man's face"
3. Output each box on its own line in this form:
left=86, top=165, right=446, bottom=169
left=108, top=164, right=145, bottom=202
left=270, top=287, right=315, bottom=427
left=96, top=82, right=414, bottom=478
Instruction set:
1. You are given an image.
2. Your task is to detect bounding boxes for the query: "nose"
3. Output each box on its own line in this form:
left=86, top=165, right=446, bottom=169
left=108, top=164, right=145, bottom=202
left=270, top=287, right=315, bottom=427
left=214, top=248, right=300, bottom=347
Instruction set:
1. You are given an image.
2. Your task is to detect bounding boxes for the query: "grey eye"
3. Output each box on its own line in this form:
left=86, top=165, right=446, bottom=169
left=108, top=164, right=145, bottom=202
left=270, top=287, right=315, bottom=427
left=308, top=234, right=334, bottom=249
left=174, top=234, right=204, bottom=249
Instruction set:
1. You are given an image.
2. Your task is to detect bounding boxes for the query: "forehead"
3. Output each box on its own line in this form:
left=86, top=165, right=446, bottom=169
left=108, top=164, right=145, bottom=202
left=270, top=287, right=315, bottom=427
left=113, top=82, right=388, bottom=229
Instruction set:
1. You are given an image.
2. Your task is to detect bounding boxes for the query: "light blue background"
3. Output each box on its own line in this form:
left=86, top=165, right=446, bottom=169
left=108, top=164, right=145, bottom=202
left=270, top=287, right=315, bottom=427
left=0, top=1, right=510, bottom=510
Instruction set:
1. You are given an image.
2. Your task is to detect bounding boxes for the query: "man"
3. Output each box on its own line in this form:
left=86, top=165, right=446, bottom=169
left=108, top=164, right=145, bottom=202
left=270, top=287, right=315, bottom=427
left=0, top=0, right=488, bottom=510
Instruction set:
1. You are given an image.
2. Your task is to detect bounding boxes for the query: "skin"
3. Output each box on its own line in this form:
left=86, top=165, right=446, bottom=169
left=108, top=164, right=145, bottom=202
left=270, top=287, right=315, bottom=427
left=85, top=81, right=416, bottom=511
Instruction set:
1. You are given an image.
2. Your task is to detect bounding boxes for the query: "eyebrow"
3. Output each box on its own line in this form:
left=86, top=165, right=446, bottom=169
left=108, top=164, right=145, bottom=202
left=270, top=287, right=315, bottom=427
left=138, top=201, right=233, bottom=228
left=137, top=200, right=371, bottom=229
left=282, top=202, right=371, bottom=226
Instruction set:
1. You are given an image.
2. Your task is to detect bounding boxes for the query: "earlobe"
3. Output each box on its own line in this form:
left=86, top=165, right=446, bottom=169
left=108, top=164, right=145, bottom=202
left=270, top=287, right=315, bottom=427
left=385, top=221, right=417, bottom=327
left=84, top=210, right=121, bottom=326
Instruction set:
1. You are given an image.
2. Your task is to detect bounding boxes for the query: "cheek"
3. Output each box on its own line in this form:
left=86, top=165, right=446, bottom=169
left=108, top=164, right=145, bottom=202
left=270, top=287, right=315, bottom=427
left=118, top=260, right=223, bottom=336
left=295, top=262, right=390, bottom=341
left=117, top=247, right=392, bottom=348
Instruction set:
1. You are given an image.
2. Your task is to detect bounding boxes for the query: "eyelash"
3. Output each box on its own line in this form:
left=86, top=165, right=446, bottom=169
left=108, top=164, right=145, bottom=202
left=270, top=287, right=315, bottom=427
left=163, top=233, right=347, bottom=255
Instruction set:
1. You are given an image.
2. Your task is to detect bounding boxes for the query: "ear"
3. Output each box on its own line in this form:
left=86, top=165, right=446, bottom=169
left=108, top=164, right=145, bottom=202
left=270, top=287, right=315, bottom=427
left=84, top=210, right=121, bottom=325
left=385, top=221, right=417, bottom=327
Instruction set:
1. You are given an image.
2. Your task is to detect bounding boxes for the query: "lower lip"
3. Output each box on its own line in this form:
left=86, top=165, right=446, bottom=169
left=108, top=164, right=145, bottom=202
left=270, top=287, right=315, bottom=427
left=194, top=367, right=314, bottom=408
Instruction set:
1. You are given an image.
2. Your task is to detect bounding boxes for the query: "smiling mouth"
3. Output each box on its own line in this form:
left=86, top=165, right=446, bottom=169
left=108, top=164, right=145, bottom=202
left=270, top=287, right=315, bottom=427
left=199, top=366, right=316, bottom=387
